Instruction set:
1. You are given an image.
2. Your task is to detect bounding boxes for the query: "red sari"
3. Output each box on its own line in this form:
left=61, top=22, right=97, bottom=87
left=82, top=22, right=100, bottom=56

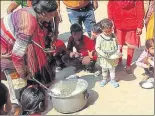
left=0, top=7, right=55, bottom=84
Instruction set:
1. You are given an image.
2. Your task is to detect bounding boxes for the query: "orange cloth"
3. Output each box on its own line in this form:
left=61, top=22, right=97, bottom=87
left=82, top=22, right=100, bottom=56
left=63, top=0, right=89, bottom=9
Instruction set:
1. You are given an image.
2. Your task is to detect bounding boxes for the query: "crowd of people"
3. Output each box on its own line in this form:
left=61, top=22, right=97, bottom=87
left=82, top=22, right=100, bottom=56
left=0, top=0, right=154, bottom=115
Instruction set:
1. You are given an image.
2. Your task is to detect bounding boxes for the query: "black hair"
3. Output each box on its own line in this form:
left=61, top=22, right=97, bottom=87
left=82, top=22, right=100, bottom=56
left=21, top=86, right=45, bottom=115
left=0, top=83, right=8, bottom=111
left=92, top=21, right=102, bottom=34
left=70, top=23, right=83, bottom=34
left=32, top=0, right=57, bottom=14
left=100, top=18, right=113, bottom=30
left=145, top=39, right=154, bottom=49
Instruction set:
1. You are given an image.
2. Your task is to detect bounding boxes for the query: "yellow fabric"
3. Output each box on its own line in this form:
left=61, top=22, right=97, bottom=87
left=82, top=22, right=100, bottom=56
left=146, top=13, right=154, bottom=40
left=63, top=0, right=89, bottom=9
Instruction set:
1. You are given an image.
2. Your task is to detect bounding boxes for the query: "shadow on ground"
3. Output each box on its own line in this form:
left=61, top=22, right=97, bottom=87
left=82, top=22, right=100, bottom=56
left=75, top=90, right=99, bottom=114
left=80, top=75, right=102, bottom=90
left=85, top=90, right=99, bottom=107
left=116, top=47, right=144, bottom=82
left=116, top=64, right=137, bottom=82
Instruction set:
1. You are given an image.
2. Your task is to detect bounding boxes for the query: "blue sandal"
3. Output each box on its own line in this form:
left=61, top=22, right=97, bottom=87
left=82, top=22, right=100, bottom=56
left=110, top=80, right=119, bottom=88
left=100, top=79, right=108, bottom=87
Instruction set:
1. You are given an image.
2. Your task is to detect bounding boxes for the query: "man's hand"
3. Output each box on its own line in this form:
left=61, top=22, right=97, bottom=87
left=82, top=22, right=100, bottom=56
left=136, top=28, right=142, bottom=35
left=93, top=1, right=98, bottom=10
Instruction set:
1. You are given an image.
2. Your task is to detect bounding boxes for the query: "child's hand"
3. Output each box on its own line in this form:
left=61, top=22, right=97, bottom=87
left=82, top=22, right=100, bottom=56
left=91, top=32, right=97, bottom=40
left=142, top=57, right=149, bottom=65
left=74, top=52, right=81, bottom=58
left=145, top=65, right=150, bottom=69
left=148, top=57, right=153, bottom=64
left=88, top=50, right=94, bottom=59
left=136, top=28, right=142, bottom=35
left=114, top=59, right=119, bottom=64
left=70, top=52, right=75, bottom=58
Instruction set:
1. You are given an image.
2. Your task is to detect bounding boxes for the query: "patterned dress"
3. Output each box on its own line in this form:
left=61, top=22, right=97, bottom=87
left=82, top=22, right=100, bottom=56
left=1, top=7, right=55, bottom=84
left=95, top=33, right=119, bottom=69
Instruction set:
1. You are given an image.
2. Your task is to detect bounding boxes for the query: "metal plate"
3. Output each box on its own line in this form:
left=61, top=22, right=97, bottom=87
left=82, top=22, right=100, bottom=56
left=139, top=81, right=154, bottom=89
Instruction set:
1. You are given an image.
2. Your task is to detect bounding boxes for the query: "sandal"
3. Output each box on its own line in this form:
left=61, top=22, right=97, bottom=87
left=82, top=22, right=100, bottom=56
left=100, top=79, right=108, bottom=87
left=110, top=80, right=119, bottom=88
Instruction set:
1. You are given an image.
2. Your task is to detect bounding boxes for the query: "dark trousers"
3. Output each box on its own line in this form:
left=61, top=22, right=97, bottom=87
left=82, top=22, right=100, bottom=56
left=54, top=54, right=66, bottom=68
left=144, top=66, right=154, bottom=77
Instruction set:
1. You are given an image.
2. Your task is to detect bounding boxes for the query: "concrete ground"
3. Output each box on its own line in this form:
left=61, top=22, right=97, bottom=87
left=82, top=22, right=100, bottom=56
left=1, top=1, right=154, bottom=115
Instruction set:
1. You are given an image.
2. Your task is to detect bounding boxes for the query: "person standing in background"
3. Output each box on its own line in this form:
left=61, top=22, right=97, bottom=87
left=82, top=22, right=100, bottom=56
left=6, top=0, right=32, bottom=14
left=145, top=0, right=154, bottom=40
left=108, top=0, right=144, bottom=74
left=56, top=0, right=98, bottom=37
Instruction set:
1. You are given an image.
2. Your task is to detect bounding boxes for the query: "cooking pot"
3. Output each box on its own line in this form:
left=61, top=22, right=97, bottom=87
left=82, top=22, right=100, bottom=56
left=50, top=78, right=89, bottom=114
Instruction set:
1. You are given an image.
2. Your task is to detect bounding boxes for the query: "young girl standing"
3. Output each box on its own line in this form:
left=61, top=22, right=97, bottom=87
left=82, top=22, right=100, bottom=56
left=95, top=19, right=121, bottom=88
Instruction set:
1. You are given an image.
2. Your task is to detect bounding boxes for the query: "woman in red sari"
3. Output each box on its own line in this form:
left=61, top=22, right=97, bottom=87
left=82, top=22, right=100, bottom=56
left=1, top=0, right=59, bottom=85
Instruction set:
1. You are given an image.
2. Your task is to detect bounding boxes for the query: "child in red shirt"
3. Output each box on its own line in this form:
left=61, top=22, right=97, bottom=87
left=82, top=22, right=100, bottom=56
left=108, top=1, right=144, bottom=74
left=45, top=31, right=67, bottom=72
left=64, top=23, right=97, bottom=72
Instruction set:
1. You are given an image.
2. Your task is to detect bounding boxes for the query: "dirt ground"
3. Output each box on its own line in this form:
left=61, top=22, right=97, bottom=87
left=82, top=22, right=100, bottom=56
left=1, top=1, right=154, bottom=115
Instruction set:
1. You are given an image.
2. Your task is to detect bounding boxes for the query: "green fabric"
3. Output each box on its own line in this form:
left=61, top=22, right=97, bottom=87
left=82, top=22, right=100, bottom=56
left=96, top=34, right=118, bottom=68
left=14, top=0, right=27, bottom=7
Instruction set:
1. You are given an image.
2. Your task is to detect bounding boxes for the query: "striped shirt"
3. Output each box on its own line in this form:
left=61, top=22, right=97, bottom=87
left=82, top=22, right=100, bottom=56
left=1, top=7, right=47, bottom=78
